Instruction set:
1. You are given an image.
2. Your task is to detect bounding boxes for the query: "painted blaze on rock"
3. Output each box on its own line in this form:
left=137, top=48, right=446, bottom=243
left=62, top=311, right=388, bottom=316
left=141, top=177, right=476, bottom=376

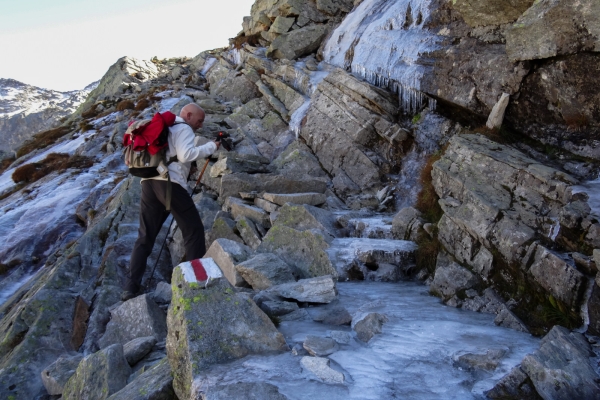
left=166, top=260, right=287, bottom=400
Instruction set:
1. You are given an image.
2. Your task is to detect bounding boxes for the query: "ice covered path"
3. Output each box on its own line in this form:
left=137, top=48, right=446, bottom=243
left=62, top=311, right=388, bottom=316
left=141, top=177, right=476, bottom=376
left=194, top=281, right=539, bottom=399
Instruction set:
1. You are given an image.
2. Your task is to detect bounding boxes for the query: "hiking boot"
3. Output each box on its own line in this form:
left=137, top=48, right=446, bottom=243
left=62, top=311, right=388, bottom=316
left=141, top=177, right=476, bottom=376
left=121, top=290, right=138, bottom=301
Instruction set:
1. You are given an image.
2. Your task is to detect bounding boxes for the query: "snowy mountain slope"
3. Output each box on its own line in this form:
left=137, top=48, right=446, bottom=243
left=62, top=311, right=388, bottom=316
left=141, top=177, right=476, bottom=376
left=0, top=78, right=96, bottom=157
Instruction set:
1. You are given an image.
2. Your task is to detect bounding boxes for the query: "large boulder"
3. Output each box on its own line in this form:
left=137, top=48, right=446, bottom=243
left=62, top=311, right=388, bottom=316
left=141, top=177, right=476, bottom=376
left=430, top=252, right=478, bottom=303
left=258, top=225, right=337, bottom=278
left=107, top=358, right=174, bottom=400
left=272, top=203, right=337, bottom=236
left=62, top=344, right=132, bottom=400
left=166, top=266, right=287, bottom=400
left=267, top=24, right=330, bottom=60
left=351, top=312, right=388, bottom=342
left=98, top=295, right=167, bottom=349
left=235, top=253, right=296, bottom=290
left=521, top=326, right=600, bottom=399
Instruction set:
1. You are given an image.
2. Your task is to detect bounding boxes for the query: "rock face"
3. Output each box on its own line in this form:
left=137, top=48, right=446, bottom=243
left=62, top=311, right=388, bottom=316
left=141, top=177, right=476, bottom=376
left=431, top=134, right=592, bottom=331
left=300, top=69, right=408, bottom=196
left=505, top=0, right=600, bottom=62
left=166, top=267, right=287, bottom=400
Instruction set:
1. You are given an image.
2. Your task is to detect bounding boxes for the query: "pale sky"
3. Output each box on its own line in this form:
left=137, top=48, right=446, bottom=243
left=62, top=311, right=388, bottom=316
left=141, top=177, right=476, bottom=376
left=0, top=0, right=253, bottom=91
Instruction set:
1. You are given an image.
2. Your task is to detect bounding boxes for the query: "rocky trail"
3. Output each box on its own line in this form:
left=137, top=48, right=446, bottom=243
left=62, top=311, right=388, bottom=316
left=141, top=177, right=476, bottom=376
left=1, top=0, right=600, bottom=399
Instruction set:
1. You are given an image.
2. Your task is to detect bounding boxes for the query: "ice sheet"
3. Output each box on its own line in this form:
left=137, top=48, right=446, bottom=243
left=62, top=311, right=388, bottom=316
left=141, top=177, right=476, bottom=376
left=191, top=281, right=539, bottom=399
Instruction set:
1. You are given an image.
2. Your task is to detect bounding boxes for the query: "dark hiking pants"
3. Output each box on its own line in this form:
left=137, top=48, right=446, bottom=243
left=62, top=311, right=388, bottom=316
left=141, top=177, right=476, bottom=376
left=124, top=180, right=205, bottom=293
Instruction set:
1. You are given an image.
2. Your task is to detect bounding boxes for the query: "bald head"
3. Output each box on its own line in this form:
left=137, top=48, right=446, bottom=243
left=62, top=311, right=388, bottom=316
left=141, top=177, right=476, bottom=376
left=180, top=103, right=205, bottom=130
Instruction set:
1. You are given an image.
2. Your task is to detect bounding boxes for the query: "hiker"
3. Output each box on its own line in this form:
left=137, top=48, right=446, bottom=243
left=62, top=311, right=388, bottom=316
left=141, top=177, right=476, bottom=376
left=122, top=103, right=219, bottom=300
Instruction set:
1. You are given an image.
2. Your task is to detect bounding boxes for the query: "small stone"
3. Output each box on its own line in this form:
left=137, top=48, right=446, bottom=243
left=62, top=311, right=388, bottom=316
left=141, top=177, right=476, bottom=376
left=300, top=356, right=345, bottom=384
left=292, top=344, right=308, bottom=356
left=303, top=335, right=339, bottom=356
left=153, top=281, right=172, bottom=304
left=351, top=312, right=388, bottom=342
left=308, top=302, right=352, bottom=325
left=236, top=216, right=262, bottom=250
left=123, top=336, right=157, bottom=366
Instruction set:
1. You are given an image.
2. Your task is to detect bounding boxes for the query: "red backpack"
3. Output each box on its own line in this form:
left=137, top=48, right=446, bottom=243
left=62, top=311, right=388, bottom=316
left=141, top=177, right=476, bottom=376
left=123, top=111, right=181, bottom=210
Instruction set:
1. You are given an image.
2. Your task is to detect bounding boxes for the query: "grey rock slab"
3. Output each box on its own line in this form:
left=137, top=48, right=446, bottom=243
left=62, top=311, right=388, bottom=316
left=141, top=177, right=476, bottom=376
left=269, top=16, right=295, bottom=34
left=267, top=275, right=337, bottom=303
left=206, top=215, right=244, bottom=248
left=279, top=308, right=311, bottom=321
left=521, top=326, right=600, bottom=400
left=307, top=302, right=352, bottom=325
left=41, top=354, right=84, bottom=396
left=430, top=252, right=479, bottom=302
left=236, top=216, right=262, bottom=250
left=528, top=245, right=586, bottom=309
left=167, top=268, right=287, bottom=400
left=220, top=173, right=327, bottom=200
left=391, top=206, right=423, bottom=241
left=224, top=196, right=271, bottom=228
left=272, top=203, right=338, bottom=237
left=235, top=253, right=296, bottom=290
left=209, top=152, right=270, bottom=178
left=107, top=358, right=174, bottom=400
left=260, top=300, right=299, bottom=317
left=123, top=336, right=157, bottom=366
left=494, top=304, right=530, bottom=333
left=98, top=294, right=167, bottom=349
left=197, top=381, right=289, bottom=400
left=300, top=356, right=345, bottom=384
left=258, top=225, right=337, bottom=279
left=303, top=335, right=339, bottom=356
left=255, top=197, right=280, bottom=213
left=485, top=365, right=539, bottom=400
left=152, top=281, right=172, bottom=304
left=351, top=312, right=388, bottom=342
left=205, top=238, right=252, bottom=287
left=63, top=344, right=132, bottom=400
left=262, top=192, right=327, bottom=206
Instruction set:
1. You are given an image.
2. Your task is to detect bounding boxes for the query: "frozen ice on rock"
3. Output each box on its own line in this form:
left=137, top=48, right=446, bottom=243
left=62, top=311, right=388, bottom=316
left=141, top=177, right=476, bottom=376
left=323, top=0, right=440, bottom=112
left=187, top=282, right=539, bottom=399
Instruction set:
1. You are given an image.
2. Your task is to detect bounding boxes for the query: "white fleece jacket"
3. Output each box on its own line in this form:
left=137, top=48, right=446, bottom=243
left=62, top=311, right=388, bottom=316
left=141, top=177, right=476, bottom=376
left=147, top=116, right=217, bottom=192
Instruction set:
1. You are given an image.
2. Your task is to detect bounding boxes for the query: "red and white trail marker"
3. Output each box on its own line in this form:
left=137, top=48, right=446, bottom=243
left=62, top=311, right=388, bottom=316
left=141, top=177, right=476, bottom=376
left=178, top=258, right=223, bottom=286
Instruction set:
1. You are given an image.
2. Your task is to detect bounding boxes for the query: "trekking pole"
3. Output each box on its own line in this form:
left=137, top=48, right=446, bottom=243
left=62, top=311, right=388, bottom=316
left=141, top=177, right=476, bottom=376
left=146, top=157, right=212, bottom=290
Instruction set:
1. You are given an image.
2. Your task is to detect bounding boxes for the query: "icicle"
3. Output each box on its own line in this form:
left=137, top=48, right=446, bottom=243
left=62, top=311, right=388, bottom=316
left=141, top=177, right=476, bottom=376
left=200, top=58, right=217, bottom=76
left=289, top=99, right=312, bottom=139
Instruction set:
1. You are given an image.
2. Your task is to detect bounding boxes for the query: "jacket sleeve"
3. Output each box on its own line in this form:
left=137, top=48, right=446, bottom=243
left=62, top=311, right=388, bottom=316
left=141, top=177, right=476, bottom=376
left=171, top=125, right=218, bottom=163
